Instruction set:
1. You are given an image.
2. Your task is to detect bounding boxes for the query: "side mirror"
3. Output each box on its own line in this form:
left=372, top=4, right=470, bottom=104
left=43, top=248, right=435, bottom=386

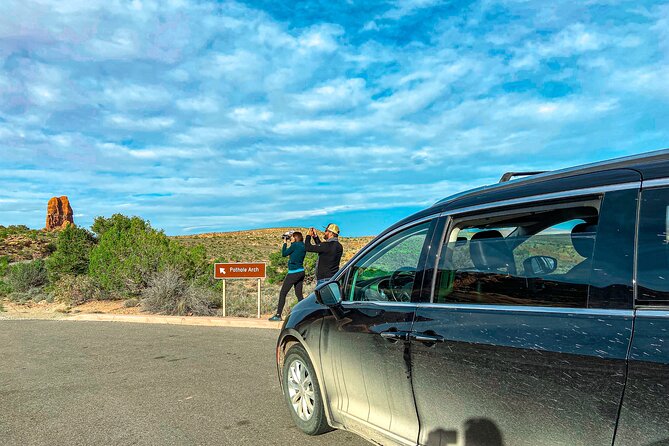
left=523, top=255, right=558, bottom=276
left=315, top=282, right=342, bottom=307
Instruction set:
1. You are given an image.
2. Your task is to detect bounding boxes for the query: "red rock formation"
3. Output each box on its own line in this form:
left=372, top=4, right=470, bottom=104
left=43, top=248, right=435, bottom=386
left=45, top=196, right=74, bottom=230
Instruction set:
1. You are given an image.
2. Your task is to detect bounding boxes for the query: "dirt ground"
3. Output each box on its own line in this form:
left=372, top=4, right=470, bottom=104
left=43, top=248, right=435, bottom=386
left=0, top=299, right=142, bottom=320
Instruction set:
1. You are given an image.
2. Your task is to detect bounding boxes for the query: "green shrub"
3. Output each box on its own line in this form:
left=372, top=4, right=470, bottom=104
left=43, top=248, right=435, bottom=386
left=51, top=275, right=107, bottom=306
left=91, top=214, right=130, bottom=238
left=141, top=268, right=215, bottom=316
left=8, top=287, right=49, bottom=303
left=0, top=280, right=11, bottom=296
left=88, top=215, right=208, bottom=296
left=46, top=225, right=96, bottom=281
left=0, top=225, right=31, bottom=240
left=266, top=251, right=286, bottom=284
left=0, top=256, right=9, bottom=276
left=303, top=253, right=317, bottom=282
left=0, top=301, right=4, bottom=312
left=7, top=260, right=48, bottom=292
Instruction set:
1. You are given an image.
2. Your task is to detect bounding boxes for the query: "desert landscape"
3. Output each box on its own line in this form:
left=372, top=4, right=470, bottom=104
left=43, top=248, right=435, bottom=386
left=0, top=197, right=374, bottom=319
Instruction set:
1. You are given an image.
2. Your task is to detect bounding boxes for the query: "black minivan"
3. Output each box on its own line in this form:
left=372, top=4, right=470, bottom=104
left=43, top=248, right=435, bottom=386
left=276, top=150, right=669, bottom=446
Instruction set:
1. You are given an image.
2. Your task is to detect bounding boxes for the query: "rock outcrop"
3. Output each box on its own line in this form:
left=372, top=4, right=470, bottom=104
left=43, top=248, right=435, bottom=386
left=45, top=196, right=74, bottom=230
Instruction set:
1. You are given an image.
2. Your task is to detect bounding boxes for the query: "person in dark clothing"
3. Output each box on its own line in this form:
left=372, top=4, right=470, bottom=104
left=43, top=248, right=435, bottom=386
left=269, top=231, right=306, bottom=321
left=305, top=223, right=343, bottom=286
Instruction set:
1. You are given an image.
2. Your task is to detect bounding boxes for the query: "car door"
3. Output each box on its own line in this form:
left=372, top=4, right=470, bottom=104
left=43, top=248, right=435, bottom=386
left=614, top=184, right=669, bottom=446
left=410, top=187, right=638, bottom=446
left=318, top=218, right=440, bottom=446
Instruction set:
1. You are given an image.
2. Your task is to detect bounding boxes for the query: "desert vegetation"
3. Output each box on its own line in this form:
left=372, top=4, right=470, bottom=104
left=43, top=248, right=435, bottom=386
left=0, top=224, right=57, bottom=261
left=0, top=216, right=374, bottom=317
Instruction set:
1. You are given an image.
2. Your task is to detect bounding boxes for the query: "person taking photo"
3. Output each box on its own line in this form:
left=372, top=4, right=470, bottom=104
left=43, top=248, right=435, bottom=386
left=269, top=231, right=305, bottom=322
left=306, top=223, right=343, bottom=286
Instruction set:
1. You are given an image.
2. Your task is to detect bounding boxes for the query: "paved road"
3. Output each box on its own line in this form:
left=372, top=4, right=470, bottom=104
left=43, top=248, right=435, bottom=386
left=0, top=320, right=368, bottom=446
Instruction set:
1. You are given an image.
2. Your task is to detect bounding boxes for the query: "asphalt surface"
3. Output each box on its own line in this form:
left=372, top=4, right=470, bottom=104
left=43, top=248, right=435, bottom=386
left=0, top=320, right=368, bottom=446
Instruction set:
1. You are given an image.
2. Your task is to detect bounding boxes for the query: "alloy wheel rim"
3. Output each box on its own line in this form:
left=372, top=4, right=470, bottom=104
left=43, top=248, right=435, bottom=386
left=287, top=359, right=315, bottom=421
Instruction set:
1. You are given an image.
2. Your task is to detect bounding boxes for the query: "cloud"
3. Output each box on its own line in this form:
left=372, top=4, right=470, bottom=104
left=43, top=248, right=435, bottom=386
left=102, top=83, right=172, bottom=110
left=380, top=0, right=444, bottom=20
left=610, top=65, right=669, bottom=99
left=272, top=118, right=364, bottom=135
left=176, top=96, right=220, bottom=113
left=105, top=115, right=175, bottom=131
left=1, top=0, right=668, bottom=236
left=124, top=146, right=215, bottom=160
left=291, top=78, right=367, bottom=111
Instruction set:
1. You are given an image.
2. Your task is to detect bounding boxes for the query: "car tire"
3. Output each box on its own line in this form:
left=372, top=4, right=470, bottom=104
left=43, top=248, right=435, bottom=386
left=282, top=344, right=332, bottom=435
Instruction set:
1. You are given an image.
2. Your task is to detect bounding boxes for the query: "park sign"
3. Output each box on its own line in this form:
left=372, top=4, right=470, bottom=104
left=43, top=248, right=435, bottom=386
left=214, top=262, right=266, bottom=279
left=214, top=262, right=267, bottom=318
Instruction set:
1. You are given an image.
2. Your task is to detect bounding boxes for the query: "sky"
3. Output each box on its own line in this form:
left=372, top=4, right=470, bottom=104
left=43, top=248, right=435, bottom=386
left=0, top=0, right=668, bottom=236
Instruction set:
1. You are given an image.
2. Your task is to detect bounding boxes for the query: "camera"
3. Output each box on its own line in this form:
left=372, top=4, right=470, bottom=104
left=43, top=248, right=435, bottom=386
left=282, top=231, right=294, bottom=241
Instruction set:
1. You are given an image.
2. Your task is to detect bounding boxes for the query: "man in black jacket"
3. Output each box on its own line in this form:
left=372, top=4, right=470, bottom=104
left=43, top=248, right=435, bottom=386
left=306, top=223, right=343, bottom=286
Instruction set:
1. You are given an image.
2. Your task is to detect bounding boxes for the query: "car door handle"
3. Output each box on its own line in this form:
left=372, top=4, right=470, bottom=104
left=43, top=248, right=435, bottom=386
left=379, top=331, right=409, bottom=342
left=410, top=332, right=445, bottom=343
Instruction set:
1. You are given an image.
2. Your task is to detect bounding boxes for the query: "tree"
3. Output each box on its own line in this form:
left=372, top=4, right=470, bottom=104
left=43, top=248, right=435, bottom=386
left=46, top=225, right=96, bottom=281
left=88, top=214, right=208, bottom=296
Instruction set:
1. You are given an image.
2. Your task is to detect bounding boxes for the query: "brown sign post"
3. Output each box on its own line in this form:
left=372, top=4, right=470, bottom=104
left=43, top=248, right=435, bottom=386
left=214, top=263, right=266, bottom=318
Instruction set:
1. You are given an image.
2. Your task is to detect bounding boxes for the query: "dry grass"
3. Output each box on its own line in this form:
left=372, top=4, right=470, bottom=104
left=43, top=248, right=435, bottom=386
left=174, top=227, right=374, bottom=317
left=173, top=227, right=374, bottom=265
left=215, top=278, right=320, bottom=317
left=141, top=268, right=216, bottom=316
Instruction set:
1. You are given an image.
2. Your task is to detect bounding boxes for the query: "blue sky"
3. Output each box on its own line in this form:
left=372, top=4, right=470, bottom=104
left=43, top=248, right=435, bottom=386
left=0, top=0, right=668, bottom=236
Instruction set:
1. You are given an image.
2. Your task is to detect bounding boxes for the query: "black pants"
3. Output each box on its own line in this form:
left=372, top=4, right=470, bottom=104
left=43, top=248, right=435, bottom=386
left=276, top=271, right=305, bottom=316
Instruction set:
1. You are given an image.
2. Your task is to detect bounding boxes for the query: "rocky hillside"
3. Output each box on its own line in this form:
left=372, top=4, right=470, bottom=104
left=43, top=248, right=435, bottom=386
left=174, top=227, right=374, bottom=264
left=0, top=226, right=56, bottom=262
left=1, top=223, right=375, bottom=266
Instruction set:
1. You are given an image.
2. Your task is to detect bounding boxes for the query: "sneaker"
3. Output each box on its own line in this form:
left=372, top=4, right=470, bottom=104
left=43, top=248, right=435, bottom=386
left=269, top=315, right=282, bottom=322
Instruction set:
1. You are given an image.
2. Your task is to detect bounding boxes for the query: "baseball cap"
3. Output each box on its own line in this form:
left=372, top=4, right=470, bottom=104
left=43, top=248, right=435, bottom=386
left=324, top=223, right=340, bottom=235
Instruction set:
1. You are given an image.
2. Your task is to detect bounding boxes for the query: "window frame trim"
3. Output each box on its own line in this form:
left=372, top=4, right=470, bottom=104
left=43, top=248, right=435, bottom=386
left=443, top=182, right=638, bottom=217
left=412, top=302, right=634, bottom=316
left=328, top=301, right=634, bottom=317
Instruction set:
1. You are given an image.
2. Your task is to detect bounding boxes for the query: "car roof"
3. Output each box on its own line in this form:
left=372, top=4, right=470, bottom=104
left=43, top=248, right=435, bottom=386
left=382, top=148, right=669, bottom=237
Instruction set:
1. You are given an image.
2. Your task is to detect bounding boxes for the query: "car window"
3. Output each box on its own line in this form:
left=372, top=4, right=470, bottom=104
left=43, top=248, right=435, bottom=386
left=344, top=222, right=430, bottom=302
left=435, top=203, right=599, bottom=307
left=637, top=187, right=669, bottom=303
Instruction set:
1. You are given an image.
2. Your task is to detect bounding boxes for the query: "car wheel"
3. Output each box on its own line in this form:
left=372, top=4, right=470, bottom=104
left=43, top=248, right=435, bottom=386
left=282, top=344, right=331, bottom=435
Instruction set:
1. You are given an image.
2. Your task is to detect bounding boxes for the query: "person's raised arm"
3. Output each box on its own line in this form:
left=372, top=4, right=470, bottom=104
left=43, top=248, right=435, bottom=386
left=282, top=242, right=294, bottom=257
left=305, top=234, right=327, bottom=253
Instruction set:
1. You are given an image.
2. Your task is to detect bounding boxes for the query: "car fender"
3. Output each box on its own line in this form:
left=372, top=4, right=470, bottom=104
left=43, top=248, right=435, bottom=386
left=276, top=297, right=342, bottom=429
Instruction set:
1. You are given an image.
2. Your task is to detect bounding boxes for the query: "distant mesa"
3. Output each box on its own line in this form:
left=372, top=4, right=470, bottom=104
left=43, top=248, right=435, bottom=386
left=45, top=196, right=75, bottom=231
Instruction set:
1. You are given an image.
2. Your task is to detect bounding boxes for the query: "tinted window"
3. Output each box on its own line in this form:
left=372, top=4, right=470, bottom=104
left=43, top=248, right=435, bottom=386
left=435, top=203, right=600, bottom=307
left=344, top=222, right=430, bottom=302
left=638, top=187, right=669, bottom=303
